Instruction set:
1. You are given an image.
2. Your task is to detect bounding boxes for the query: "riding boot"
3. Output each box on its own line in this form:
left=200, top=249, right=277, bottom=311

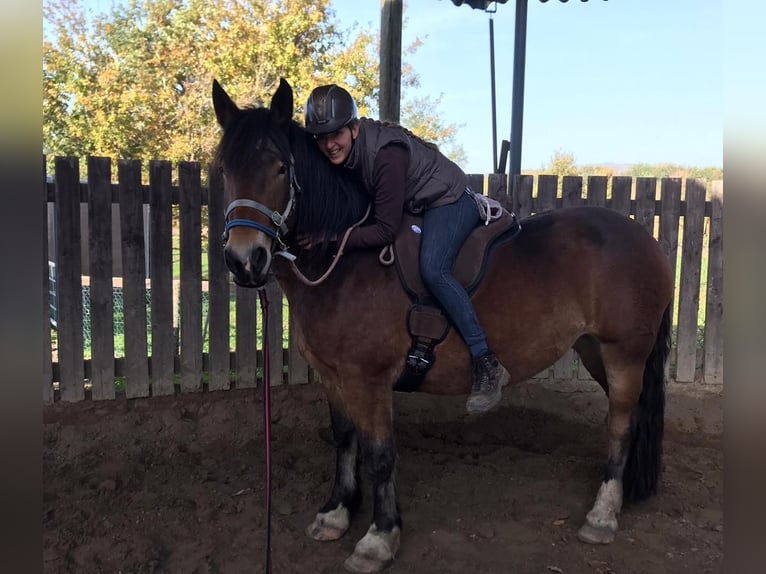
left=466, top=352, right=509, bottom=414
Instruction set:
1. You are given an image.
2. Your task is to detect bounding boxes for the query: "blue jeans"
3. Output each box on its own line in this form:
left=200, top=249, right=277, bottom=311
left=420, top=190, right=489, bottom=359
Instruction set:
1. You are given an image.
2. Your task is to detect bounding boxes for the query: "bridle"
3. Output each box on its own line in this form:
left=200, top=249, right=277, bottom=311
left=221, top=153, right=300, bottom=262
left=220, top=147, right=371, bottom=286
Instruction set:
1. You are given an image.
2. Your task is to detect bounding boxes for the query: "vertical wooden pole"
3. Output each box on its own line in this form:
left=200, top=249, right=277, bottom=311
left=118, top=160, right=149, bottom=397
left=55, top=157, right=85, bottom=402
left=703, top=181, right=724, bottom=384
left=179, top=162, right=203, bottom=392
left=149, top=160, right=175, bottom=395
left=379, top=0, right=402, bottom=123
left=88, top=157, right=116, bottom=400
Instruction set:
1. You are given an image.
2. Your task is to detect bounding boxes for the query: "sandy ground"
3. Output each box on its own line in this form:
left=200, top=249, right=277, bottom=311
left=43, top=378, right=723, bottom=574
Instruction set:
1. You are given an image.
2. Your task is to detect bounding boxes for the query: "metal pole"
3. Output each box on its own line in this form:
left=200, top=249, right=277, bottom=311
left=489, top=14, right=499, bottom=172
left=509, top=0, right=528, bottom=188
left=379, top=0, right=403, bottom=122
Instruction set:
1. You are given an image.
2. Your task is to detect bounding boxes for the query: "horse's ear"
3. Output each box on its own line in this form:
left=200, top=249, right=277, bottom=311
left=270, top=78, right=294, bottom=125
left=212, top=79, right=239, bottom=130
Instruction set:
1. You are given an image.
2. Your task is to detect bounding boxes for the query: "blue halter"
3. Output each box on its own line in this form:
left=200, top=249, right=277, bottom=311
left=221, top=156, right=299, bottom=246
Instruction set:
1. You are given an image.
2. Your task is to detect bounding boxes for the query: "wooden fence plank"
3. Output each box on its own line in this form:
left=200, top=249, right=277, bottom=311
left=675, top=179, right=706, bottom=382
left=658, top=178, right=682, bottom=376
left=513, top=175, right=534, bottom=219
left=552, top=177, right=583, bottom=378
left=536, top=174, right=558, bottom=213
left=487, top=173, right=509, bottom=211
left=149, top=160, right=175, bottom=395
left=118, top=160, right=149, bottom=397
left=586, top=176, right=608, bottom=207
left=287, top=303, right=309, bottom=385
left=235, top=286, right=258, bottom=388
left=266, top=280, right=284, bottom=386
left=578, top=176, right=609, bottom=379
left=87, top=157, right=115, bottom=400
left=55, top=157, right=85, bottom=401
left=704, top=181, right=724, bottom=384
left=42, top=159, right=53, bottom=403
left=179, top=162, right=203, bottom=392
left=634, top=177, right=658, bottom=235
left=561, top=176, right=583, bottom=207
left=610, top=176, right=632, bottom=217
left=467, top=174, right=484, bottom=196
left=530, top=174, right=558, bottom=378
left=207, top=165, right=231, bottom=391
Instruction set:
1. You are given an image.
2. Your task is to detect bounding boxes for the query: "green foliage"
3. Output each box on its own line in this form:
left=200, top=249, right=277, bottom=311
left=43, top=0, right=465, bottom=166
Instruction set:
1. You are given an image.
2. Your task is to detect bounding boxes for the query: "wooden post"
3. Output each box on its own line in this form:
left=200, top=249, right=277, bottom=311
left=43, top=158, right=53, bottom=403
left=117, top=160, right=150, bottom=397
left=55, top=157, right=85, bottom=402
left=379, top=0, right=402, bottom=123
left=179, top=162, right=203, bottom=392
left=675, top=179, right=706, bottom=382
left=88, top=157, right=116, bottom=400
left=207, top=164, right=231, bottom=392
left=149, top=160, right=175, bottom=395
left=704, top=181, right=723, bottom=384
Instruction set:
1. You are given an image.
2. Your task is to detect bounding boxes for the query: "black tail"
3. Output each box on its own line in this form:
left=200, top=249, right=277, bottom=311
left=622, top=305, right=671, bottom=502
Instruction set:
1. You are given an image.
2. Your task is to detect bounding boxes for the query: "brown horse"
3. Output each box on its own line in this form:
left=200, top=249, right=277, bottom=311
left=212, top=78, right=674, bottom=573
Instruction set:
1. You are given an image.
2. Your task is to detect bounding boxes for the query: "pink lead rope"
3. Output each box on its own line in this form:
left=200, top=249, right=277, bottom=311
left=258, top=288, right=273, bottom=574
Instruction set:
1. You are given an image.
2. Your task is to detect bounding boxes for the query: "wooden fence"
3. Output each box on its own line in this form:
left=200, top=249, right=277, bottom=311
left=43, top=157, right=723, bottom=403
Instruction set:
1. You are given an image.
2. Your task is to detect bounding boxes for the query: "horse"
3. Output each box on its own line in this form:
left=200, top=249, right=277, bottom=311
left=212, top=78, right=674, bottom=573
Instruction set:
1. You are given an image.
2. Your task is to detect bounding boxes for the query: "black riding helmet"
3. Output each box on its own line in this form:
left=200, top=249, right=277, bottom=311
left=304, top=84, right=359, bottom=136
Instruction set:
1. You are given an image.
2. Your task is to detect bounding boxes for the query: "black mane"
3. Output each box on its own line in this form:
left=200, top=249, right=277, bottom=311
left=215, top=105, right=370, bottom=242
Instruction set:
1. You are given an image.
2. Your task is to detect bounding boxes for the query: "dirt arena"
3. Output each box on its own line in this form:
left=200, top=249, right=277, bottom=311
left=43, top=379, right=723, bottom=574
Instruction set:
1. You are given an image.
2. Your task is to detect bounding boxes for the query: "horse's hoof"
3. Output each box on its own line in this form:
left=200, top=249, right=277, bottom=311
left=343, top=553, right=392, bottom=573
left=577, top=522, right=616, bottom=544
left=306, top=521, right=346, bottom=541
left=305, top=505, right=350, bottom=541
left=343, top=525, right=400, bottom=573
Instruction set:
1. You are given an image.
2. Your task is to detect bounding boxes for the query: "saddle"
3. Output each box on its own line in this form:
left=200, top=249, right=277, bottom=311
left=392, top=198, right=521, bottom=392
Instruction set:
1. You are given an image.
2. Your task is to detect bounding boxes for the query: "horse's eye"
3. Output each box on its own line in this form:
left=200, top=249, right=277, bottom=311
left=277, top=163, right=287, bottom=175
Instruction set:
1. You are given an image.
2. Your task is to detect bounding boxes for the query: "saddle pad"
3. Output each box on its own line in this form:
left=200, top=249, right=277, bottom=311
left=393, top=208, right=520, bottom=302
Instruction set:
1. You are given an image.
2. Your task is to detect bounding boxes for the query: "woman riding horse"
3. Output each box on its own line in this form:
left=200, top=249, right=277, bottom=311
left=301, top=83, right=509, bottom=415
left=213, top=77, right=673, bottom=573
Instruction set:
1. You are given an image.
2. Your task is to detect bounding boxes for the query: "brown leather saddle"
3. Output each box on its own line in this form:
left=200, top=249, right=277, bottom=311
left=392, top=206, right=521, bottom=392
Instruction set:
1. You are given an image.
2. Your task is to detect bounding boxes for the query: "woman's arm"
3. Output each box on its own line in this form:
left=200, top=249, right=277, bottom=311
left=346, top=143, right=409, bottom=250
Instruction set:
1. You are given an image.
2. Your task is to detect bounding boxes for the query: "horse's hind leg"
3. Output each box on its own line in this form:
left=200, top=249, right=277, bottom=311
left=573, top=335, right=608, bottom=393
left=306, top=395, right=360, bottom=541
left=578, top=346, right=645, bottom=545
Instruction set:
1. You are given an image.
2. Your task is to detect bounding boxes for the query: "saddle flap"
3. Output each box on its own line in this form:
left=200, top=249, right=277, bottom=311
left=407, top=304, right=450, bottom=342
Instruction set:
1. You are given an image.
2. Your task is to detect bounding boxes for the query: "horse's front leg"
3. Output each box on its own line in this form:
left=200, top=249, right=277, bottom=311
left=344, top=426, right=401, bottom=572
left=307, top=396, right=361, bottom=541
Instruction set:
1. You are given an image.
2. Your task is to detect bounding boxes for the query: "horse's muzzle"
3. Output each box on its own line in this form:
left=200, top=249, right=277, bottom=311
left=224, top=244, right=272, bottom=287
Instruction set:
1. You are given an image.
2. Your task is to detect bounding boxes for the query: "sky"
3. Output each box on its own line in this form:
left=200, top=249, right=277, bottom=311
left=71, top=0, right=727, bottom=174
left=332, top=0, right=724, bottom=173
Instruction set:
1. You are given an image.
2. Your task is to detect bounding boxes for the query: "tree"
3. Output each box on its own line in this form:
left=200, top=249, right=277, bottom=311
left=43, top=0, right=465, bottom=167
left=543, top=149, right=578, bottom=176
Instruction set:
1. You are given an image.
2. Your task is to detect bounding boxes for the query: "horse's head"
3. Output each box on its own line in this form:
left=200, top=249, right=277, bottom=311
left=213, top=78, right=297, bottom=288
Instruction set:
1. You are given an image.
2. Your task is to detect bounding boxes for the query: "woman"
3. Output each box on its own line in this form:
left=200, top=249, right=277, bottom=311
left=303, top=83, right=508, bottom=414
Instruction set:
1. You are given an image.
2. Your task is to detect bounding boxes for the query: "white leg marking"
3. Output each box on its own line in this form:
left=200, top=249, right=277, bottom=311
left=306, top=503, right=350, bottom=540
left=353, top=523, right=401, bottom=562
left=585, top=479, right=623, bottom=531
